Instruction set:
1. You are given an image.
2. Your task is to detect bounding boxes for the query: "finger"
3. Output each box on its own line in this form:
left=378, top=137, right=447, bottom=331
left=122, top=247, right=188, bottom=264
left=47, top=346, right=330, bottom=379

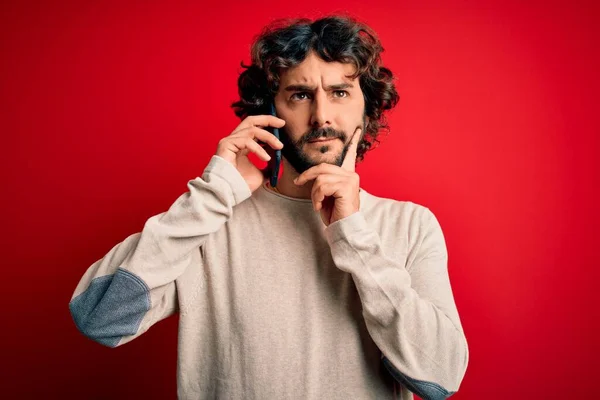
left=233, top=115, right=286, bottom=134
left=341, top=127, right=362, bottom=172
left=246, top=138, right=272, bottom=161
left=294, top=164, right=339, bottom=185
left=234, top=126, right=284, bottom=150
left=311, top=177, right=344, bottom=210
left=313, top=181, right=346, bottom=211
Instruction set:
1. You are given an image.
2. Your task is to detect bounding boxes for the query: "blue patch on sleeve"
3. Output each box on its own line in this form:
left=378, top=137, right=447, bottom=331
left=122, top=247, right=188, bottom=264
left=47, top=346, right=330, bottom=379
left=382, top=356, right=456, bottom=400
left=69, top=268, right=151, bottom=347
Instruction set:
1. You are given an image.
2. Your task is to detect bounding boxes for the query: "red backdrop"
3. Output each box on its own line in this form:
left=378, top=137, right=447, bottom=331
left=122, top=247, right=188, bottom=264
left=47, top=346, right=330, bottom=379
left=2, top=0, right=599, bottom=398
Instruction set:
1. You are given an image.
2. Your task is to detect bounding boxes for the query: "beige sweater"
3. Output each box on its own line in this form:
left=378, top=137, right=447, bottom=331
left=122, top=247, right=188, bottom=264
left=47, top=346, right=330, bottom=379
left=69, top=154, right=469, bottom=400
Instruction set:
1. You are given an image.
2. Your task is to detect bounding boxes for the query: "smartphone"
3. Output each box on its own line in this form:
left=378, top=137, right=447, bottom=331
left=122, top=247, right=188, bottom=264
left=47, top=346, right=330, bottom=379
left=268, top=102, right=282, bottom=187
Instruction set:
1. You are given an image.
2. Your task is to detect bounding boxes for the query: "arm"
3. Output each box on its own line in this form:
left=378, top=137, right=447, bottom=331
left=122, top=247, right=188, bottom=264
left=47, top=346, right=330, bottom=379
left=68, top=155, right=251, bottom=348
left=323, top=207, right=469, bottom=400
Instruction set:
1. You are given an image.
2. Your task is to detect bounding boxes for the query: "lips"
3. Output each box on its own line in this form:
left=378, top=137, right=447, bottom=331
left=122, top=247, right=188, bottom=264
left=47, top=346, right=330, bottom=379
left=308, top=138, right=338, bottom=143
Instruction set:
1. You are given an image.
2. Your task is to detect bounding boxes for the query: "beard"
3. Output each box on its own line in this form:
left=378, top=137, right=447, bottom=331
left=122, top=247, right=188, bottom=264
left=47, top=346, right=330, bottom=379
left=278, top=115, right=367, bottom=175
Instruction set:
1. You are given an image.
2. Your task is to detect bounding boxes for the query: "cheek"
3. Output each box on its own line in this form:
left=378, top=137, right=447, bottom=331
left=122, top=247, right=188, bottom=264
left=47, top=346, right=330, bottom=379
left=339, top=102, right=365, bottom=128
left=280, top=123, right=302, bottom=144
left=279, top=115, right=304, bottom=140
left=354, top=96, right=366, bottom=114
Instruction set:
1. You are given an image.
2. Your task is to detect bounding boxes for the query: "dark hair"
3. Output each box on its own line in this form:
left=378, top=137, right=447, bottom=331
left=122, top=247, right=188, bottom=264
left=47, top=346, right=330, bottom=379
left=231, top=14, right=400, bottom=162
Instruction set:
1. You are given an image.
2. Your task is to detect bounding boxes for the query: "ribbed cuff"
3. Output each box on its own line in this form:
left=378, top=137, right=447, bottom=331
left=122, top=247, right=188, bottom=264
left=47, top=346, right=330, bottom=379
left=324, top=211, right=369, bottom=244
left=203, top=155, right=252, bottom=204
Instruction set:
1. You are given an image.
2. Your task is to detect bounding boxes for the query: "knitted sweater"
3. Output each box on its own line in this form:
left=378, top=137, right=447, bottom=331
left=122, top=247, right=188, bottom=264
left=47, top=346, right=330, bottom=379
left=69, top=154, right=469, bottom=400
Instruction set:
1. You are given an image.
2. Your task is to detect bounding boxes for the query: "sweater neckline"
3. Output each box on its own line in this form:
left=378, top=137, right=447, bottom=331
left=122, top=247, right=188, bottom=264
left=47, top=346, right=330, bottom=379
left=258, top=180, right=368, bottom=208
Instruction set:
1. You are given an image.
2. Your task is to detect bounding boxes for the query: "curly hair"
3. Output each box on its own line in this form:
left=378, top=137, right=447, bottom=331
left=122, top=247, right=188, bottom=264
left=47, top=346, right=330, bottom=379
left=231, top=14, right=400, bottom=163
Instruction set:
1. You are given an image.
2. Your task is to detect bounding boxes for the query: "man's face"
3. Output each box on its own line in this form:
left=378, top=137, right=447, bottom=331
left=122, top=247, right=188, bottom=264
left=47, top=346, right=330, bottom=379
left=274, top=51, right=367, bottom=175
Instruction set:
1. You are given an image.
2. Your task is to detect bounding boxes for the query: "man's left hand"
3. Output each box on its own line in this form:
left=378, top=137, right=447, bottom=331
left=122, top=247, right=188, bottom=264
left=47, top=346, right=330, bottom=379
left=293, top=127, right=362, bottom=226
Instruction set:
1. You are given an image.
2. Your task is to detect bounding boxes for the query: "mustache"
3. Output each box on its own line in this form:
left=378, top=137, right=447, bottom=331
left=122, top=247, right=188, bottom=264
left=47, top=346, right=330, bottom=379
left=300, top=127, right=347, bottom=144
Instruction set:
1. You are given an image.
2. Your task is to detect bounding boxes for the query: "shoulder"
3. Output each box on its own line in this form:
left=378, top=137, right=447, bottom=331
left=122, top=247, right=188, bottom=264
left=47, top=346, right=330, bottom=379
left=359, top=189, right=445, bottom=261
left=360, top=188, right=435, bottom=229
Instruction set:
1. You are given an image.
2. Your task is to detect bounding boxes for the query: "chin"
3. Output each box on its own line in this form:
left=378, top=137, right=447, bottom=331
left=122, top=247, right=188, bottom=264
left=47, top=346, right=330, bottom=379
left=305, top=151, right=344, bottom=167
left=305, top=141, right=342, bottom=154
left=283, top=140, right=347, bottom=174
left=307, top=148, right=340, bottom=159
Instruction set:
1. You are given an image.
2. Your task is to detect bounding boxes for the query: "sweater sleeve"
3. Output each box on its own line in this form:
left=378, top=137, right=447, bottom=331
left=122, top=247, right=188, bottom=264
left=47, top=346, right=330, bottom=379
left=68, top=155, right=251, bottom=348
left=323, top=207, right=469, bottom=400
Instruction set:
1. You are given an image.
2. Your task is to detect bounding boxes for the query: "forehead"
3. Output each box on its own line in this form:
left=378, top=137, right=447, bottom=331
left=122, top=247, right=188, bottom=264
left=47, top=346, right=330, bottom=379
left=278, top=51, right=358, bottom=86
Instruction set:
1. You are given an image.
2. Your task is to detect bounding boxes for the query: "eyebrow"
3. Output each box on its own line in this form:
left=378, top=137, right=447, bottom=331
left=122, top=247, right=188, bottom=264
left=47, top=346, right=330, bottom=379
left=283, top=83, right=354, bottom=92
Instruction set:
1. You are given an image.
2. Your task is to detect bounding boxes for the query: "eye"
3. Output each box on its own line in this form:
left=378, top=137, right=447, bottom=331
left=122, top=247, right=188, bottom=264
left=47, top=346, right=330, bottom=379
left=291, top=92, right=311, bottom=101
left=333, top=90, right=349, bottom=98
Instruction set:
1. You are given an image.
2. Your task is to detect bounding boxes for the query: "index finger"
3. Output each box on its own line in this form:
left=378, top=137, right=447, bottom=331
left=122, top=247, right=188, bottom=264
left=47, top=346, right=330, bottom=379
left=341, top=127, right=362, bottom=171
left=234, top=115, right=286, bottom=134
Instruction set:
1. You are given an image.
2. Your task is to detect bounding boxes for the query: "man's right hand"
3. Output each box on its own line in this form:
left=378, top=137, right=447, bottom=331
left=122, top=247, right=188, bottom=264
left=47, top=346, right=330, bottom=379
left=215, top=115, right=285, bottom=192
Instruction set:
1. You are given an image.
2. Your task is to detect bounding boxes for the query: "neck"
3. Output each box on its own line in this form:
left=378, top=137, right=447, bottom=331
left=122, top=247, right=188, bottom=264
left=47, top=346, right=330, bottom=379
left=269, top=158, right=315, bottom=199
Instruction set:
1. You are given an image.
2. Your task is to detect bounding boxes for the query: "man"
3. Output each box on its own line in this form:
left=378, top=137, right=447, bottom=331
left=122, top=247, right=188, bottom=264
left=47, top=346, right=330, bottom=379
left=69, top=15, right=469, bottom=400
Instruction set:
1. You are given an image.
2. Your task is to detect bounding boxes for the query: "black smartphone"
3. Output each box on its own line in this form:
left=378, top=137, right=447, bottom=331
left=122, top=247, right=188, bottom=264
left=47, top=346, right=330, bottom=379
left=268, top=102, right=282, bottom=187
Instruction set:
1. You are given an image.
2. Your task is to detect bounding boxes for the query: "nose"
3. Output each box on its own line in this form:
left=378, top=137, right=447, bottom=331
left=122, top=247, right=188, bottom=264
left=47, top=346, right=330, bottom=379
left=309, top=91, right=332, bottom=128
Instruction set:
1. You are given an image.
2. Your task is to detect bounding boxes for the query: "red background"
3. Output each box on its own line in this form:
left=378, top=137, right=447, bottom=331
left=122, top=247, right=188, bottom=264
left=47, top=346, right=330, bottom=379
left=2, top=0, right=599, bottom=398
